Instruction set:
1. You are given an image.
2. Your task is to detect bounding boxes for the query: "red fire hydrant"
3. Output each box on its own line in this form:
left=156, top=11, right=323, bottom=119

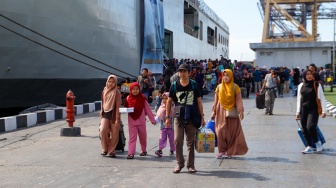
left=66, top=89, right=76, bottom=127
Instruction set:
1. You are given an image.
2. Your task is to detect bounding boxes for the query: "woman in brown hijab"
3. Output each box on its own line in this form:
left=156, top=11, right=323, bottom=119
left=210, top=69, right=248, bottom=159
left=100, top=75, right=122, bottom=157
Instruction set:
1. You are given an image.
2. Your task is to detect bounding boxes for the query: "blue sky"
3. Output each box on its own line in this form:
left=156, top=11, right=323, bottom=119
left=203, top=0, right=335, bottom=61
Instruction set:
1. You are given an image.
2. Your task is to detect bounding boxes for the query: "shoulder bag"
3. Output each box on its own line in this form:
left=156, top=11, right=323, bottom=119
left=313, top=81, right=322, bottom=114
left=225, top=84, right=239, bottom=118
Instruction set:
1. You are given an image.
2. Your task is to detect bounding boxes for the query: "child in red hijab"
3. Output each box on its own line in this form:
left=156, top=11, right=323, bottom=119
left=124, top=82, right=156, bottom=159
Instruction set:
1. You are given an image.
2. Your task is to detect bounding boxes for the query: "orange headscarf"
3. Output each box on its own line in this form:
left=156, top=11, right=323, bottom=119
left=102, top=75, right=118, bottom=112
left=216, top=69, right=241, bottom=111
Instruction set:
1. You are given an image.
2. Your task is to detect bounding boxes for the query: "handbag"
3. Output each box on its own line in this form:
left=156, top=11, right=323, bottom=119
left=313, top=82, right=322, bottom=114
left=224, top=84, right=239, bottom=118
left=225, top=107, right=239, bottom=118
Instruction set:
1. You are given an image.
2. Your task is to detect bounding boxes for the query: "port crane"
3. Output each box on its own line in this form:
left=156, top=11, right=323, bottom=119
left=259, top=0, right=336, bottom=42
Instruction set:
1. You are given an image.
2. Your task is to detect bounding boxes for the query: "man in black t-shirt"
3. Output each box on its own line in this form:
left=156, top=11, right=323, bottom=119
left=165, top=64, right=205, bottom=174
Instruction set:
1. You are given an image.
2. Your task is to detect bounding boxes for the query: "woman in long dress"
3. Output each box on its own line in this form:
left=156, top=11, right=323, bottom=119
left=211, top=69, right=248, bottom=159
left=99, top=75, right=122, bottom=157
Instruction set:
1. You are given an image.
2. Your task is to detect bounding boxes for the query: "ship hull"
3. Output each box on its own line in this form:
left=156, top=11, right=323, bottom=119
left=0, top=0, right=143, bottom=110
left=0, top=78, right=106, bottom=109
left=0, top=0, right=229, bottom=112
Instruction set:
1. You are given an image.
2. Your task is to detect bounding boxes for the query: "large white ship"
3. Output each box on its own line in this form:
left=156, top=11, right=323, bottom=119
left=0, top=0, right=229, bottom=113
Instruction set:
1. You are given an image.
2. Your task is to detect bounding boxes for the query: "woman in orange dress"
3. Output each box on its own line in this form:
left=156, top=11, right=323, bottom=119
left=210, top=69, right=248, bottom=159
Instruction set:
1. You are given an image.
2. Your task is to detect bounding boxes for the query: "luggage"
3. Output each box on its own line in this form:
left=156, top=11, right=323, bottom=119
left=115, top=121, right=126, bottom=151
left=99, top=121, right=126, bottom=152
left=296, top=120, right=325, bottom=148
left=256, top=92, right=265, bottom=109
left=240, top=87, right=247, bottom=98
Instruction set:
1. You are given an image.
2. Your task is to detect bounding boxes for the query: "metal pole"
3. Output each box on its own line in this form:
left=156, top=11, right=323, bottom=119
left=333, top=12, right=335, bottom=88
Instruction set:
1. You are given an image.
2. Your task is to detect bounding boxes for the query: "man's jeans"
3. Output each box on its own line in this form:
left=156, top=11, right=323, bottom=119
left=265, top=89, right=276, bottom=114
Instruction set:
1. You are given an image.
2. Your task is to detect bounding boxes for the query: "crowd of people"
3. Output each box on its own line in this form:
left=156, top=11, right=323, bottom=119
left=162, top=58, right=334, bottom=97
left=98, top=57, right=333, bottom=173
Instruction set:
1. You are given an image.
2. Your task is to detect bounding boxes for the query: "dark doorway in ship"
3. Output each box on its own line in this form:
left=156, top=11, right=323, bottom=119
left=164, top=30, right=173, bottom=59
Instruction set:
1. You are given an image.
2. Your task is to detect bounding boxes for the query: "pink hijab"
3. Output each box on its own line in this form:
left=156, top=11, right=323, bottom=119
left=102, top=75, right=117, bottom=112
left=156, top=92, right=174, bottom=121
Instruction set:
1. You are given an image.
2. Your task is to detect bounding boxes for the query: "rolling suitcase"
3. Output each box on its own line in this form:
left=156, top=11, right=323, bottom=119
left=256, top=92, right=265, bottom=109
left=115, top=121, right=126, bottom=151
left=296, top=120, right=325, bottom=148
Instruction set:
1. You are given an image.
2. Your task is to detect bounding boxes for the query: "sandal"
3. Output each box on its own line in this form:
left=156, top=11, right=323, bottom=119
left=139, top=151, right=147, bottom=156
left=173, top=165, right=184, bottom=173
left=216, top=152, right=225, bottom=159
left=127, top=155, right=134, bottom=159
left=108, top=153, right=116, bottom=158
left=101, top=152, right=107, bottom=156
left=188, top=167, right=197, bottom=173
left=224, top=154, right=232, bottom=159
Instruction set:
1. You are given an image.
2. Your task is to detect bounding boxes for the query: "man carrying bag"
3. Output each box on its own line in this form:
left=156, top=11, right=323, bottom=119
left=165, top=64, right=206, bottom=174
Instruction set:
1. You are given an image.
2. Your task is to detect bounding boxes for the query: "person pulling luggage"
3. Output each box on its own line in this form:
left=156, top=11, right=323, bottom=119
left=260, top=70, right=279, bottom=115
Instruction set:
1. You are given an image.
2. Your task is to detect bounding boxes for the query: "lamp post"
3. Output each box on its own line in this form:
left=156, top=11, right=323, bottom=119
left=333, top=11, right=335, bottom=86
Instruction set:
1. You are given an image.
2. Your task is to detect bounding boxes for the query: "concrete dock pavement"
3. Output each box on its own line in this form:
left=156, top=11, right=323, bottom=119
left=1, top=92, right=336, bottom=187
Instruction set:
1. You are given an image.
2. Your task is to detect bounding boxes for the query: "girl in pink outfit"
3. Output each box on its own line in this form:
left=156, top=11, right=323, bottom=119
left=124, top=82, right=156, bottom=159
left=154, top=92, right=175, bottom=157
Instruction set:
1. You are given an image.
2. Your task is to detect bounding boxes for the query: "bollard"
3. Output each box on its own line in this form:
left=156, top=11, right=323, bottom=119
left=61, top=89, right=81, bottom=136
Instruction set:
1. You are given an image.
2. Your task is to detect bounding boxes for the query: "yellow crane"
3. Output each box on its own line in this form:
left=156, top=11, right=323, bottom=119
left=262, top=0, right=336, bottom=42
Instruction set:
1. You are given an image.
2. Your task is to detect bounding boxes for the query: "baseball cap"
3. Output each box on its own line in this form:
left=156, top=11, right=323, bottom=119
left=178, top=64, right=190, bottom=71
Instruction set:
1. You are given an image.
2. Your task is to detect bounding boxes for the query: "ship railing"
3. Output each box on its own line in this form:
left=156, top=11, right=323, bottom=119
left=184, top=24, right=198, bottom=38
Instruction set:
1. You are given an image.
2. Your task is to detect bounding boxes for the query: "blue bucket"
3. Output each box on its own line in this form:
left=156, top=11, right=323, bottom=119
left=205, top=120, right=217, bottom=147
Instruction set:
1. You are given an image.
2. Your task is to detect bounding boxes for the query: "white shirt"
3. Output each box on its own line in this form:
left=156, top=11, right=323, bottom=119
left=264, top=73, right=279, bottom=88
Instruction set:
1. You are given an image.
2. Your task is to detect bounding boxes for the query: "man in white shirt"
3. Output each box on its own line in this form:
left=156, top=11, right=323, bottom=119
left=260, top=70, right=280, bottom=115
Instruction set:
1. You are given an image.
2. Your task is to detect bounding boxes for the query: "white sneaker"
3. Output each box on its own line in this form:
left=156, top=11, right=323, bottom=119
left=302, top=146, right=314, bottom=154
left=315, top=141, right=323, bottom=153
